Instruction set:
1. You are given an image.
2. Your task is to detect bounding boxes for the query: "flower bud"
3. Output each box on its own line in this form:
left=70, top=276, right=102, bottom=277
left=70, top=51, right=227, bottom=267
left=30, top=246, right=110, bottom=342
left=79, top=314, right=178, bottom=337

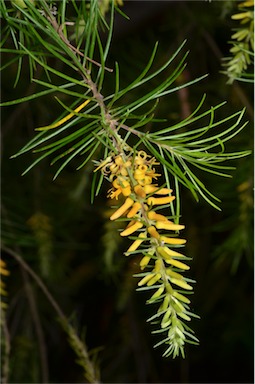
left=148, top=226, right=160, bottom=239
left=120, top=221, right=143, bottom=236
left=138, top=273, right=155, bottom=287
left=140, top=255, right=152, bottom=269
left=157, top=246, right=185, bottom=259
left=161, top=309, right=171, bottom=328
left=127, top=201, right=141, bottom=218
left=126, top=232, right=146, bottom=253
left=144, top=185, right=173, bottom=195
left=172, top=291, right=191, bottom=304
left=164, top=258, right=190, bottom=270
left=147, top=272, right=161, bottom=286
left=149, top=286, right=165, bottom=301
left=156, top=221, right=184, bottom=231
left=147, top=196, right=175, bottom=205
left=110, top=197, right=134, bottom=221
left=170, top=278, right=193, bottom=290
left=134, top=184, right=146, bottom=198
left=160, top=236, right=186, bottom=245
left=147, top=211, right=168, bottom=222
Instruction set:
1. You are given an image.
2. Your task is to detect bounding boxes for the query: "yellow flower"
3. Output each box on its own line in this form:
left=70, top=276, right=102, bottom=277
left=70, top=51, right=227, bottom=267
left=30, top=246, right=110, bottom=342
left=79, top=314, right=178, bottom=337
left=147, top=196, right=175, bottom=206
left=157, top=246, right=186, bottom=259
left=144, top=185, right=173, bottom=195
left=164, top=258, right=190, bottom=270
left=0, top=260, right=10, bottom=276
left=161, top=309, right=171, bottom=328
left=147, top=211, right=168, bottom=222
left=172, top=291, right=191, bottom=304
left=138, top=272, right=161, bottom=287
left=232, top=11, right=253, bottom=20
left=170, top=278, right=193, bottom=290
left=231, top=29, right=250, bottom=41
left=140, top=255, right=152, bottom=269
left=134, top=184, right=146, bottom=198
left=134, top=151, right=159, bottom=167
left=160, top=235, right=186, bottom=245
left=156, top=221, right=184, bottom=231
left=149, top=286, right=165, bottom=301
left=126, top=232, right=147, bottom=253
left=127, top=201, right=142, bottom=218
left=178, top=312, right=191, bottom=321
left=110, top=197, right=134, bottom=220
left=160, top=295, right=170, bottom=311
left=239, top=0, right=254, bottom=6
left=147, top=273, right=162, bottom=286
left=148, top=226, right=160, bottom=239
left=138, top=273, right=156, bottom=286
left=120, top=221, right=143, bottom=236
left=0, top=260, right=9, bottom=311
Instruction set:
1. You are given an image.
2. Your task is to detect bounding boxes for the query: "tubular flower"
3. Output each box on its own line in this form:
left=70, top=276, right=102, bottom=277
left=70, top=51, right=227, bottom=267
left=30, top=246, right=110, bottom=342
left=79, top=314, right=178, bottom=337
left=98, top=148, right=198, bottom=358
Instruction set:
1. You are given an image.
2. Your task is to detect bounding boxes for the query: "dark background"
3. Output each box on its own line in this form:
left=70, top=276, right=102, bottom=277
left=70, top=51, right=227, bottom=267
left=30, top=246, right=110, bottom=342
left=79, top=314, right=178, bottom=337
left=1, top=1, right=254, bottom=383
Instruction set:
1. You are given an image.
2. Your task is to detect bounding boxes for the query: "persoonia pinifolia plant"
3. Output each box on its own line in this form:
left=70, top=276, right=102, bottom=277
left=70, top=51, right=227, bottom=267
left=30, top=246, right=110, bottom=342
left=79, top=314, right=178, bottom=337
left=95, top=149, right=197, bottom=357
left=0, top=0, right=250, bottom=359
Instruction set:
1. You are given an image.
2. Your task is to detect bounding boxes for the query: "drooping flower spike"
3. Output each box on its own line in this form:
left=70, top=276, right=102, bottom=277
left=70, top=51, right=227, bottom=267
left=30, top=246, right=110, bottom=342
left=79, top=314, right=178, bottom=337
left=97, top=149, right=198, bottom=358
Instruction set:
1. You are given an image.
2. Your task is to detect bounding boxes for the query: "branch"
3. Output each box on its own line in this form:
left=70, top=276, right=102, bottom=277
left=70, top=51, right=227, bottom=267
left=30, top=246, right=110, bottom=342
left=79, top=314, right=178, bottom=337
left=1, top=315, right=11, bottom=384
left=45, top=10, right=113, bottom=72
left=1, top=245, right=100, bottom=384
left=19, top=266, right=49, bottom=383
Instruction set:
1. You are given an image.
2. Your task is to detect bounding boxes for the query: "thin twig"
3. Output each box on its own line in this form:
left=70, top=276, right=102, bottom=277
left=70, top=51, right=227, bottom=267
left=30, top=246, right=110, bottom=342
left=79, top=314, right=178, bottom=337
left=1, top=315, right=11, bottom=384
left=46, top=12, right=113, bottom=72
left=1, top=245, right=100, bottom=384
left=19, top=266, right=49, bottom=383
left=1, top=202, right=48, bottom=381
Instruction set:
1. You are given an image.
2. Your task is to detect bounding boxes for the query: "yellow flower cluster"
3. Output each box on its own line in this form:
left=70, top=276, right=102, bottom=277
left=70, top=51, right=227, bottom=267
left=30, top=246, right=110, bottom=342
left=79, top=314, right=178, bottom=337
left=232, top=0, right=254, bottom=23
left=100, top=149, right=197, bottom=356
left=224, top=0, right=254, bottom=83
left=0, top=259, right=9, bottom=311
